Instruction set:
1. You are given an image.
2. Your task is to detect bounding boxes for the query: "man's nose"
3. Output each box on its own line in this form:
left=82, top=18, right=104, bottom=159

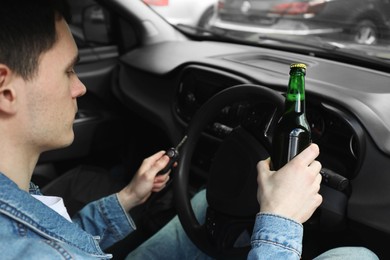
left=72, top=77, right=87, bottom=98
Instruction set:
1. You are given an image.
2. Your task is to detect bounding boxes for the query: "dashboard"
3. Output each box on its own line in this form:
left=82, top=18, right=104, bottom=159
left=170, top=65, right=364, bottom=188
left=113, top=39, right=390, bottom=253
left=173, top=65, right=362, bottom=181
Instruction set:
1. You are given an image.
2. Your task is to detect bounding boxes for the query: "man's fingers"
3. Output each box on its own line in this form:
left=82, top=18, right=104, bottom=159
left=154, top=173, right=170, bottom=183
left=257, top=158, right=272, bottom=184
left=147, top=150, right=166, bottom=161
left=139, top=151, right=166, bottom=171
left=309, top=160, right=322, bottom=173
left=292, top=143, right=320, bottom=166
left=315, top=193, right=323, bottom=208
left=152, top=175, right=170, bottom=191
left=148, top=154, right=170, bottom=174
left=315, top=170, right=322, bottom=186
left=257, top=158, right=271, bottom=173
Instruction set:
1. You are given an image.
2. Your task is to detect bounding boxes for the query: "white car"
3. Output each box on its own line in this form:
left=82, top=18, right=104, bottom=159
left=143, top=0, right=217, bottom=28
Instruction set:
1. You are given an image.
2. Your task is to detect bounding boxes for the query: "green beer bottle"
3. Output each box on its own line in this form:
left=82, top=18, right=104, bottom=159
left=271, top=63, right=311, bottom=170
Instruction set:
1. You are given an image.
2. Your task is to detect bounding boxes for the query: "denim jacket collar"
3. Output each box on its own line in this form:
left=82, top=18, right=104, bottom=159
left=0, top=173, right=106, bottom=256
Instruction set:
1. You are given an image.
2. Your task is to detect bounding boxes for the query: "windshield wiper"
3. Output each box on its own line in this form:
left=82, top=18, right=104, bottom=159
left=258, top=34, right=341, bottom=51
left=175, top=23, right=228, bottom=39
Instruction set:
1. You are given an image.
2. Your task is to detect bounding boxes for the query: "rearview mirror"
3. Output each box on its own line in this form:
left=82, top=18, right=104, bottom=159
left=82, top=4, right=111, bottom=44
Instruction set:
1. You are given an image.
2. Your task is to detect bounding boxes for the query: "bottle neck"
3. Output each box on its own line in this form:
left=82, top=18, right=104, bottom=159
left=285, top=72, right=306, bottom=113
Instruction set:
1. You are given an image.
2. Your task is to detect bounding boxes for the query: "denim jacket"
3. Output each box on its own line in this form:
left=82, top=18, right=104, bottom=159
left=0, top=173, right=135, bottom=259
left=248, top=213, right=303, bottom=260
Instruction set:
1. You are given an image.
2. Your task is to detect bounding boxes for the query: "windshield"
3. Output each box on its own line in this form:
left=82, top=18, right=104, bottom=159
left=143, top=0, right=390, bottom=68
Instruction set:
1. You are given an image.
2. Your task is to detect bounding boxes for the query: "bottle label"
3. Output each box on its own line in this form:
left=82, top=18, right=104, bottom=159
left=287, top=128, right=305, bottom=161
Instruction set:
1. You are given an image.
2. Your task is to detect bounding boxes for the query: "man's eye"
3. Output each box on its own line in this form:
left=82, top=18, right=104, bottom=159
left=67, top=68, right=75, bottom=75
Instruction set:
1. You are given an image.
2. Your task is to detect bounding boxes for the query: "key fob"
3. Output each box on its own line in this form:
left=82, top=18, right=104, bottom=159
left=157, top=147, right=179, bottom=175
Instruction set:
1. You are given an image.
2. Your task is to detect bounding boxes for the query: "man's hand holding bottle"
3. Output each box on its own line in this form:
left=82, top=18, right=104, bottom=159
left=257, top=143, right=323, bottom=224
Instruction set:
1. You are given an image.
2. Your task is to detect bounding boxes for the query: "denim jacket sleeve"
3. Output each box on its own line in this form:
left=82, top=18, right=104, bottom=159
left=248, top=213, right=303, bottom=260
left=72, top=193, right=136, bottom=250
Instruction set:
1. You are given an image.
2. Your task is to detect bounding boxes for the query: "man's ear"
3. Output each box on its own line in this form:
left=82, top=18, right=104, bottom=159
left=0, top=64, right=17, bottom=114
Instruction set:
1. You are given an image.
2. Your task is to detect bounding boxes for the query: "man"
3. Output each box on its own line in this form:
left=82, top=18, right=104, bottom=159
left=0, top=0, right=171, bottom=258
left=0, top=0, right=378, bottom=259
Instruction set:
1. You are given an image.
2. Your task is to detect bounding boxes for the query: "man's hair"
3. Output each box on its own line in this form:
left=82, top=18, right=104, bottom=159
left=0, top=0, right=68, bottom=80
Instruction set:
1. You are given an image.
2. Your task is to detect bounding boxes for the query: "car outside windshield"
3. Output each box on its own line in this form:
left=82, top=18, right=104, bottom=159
left=144, top=0, right=390, bottom=69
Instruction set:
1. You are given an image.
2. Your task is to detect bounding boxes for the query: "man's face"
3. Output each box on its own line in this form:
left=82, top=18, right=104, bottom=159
left=22, top=18, right=86, bottom=152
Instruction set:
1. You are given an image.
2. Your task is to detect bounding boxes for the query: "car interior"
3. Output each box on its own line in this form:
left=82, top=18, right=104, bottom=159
left=32, top=0, right=390, bottom=259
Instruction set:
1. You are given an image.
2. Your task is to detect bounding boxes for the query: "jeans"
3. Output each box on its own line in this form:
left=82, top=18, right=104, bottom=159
left=126, top=189, right=378, bottom=260
left=314, top=247, right=379, bottom=260
left=126, top=190, right=213, bottom=260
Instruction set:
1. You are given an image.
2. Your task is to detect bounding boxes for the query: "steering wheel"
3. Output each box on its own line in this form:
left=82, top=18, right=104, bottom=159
left=173, top=84, right=285, bottom=259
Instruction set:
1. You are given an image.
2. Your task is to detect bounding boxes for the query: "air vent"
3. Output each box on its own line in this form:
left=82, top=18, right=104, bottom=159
left=175, top=65, right=249, bottom=123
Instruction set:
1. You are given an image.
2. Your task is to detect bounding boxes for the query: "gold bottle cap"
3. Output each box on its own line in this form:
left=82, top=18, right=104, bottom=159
left=290, top=63, right=307, bottom=69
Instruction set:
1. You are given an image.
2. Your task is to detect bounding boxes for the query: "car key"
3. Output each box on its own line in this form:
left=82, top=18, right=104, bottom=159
left=157, top=135, right=188, bottom=175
